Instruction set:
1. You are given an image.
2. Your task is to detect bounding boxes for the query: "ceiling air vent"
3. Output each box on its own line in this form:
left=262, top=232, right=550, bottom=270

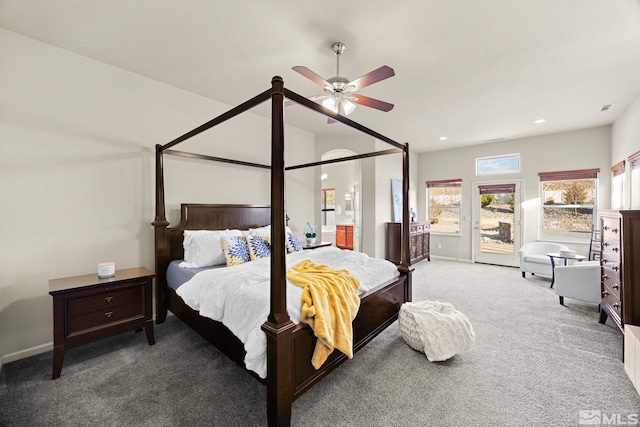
left=485, top=138, right=505, bottom=143
left=601, top=104, right=614, bottom=112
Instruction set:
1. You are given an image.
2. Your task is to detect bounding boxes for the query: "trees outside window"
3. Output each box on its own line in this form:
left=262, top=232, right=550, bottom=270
left=539, top=169, right=598, bottom=241
left=427, top=180, right=461, bottom=234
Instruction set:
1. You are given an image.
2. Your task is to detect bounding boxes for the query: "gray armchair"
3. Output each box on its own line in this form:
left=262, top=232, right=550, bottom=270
left=554, top=261, right=601, bottom=306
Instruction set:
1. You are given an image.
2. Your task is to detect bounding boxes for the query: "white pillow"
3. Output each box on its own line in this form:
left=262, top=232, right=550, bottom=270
left=179, top=229, right=242, bottom=268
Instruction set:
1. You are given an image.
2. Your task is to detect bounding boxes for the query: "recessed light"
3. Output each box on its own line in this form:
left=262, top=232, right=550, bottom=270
left=534, top=119, right=546, bottom=124
left=601, top=104, right=614, bottom=112
left=439, top=136, right=447, bottom=141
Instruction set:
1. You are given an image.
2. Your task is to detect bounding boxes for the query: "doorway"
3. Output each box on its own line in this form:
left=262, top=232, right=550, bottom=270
left=320, top=149, right=361, bottom=250
left=473, top=181, right=521, bottom=267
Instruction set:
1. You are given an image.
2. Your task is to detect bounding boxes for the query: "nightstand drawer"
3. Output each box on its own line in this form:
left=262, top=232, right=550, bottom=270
left=67, top=285, right=143, bottom=316
left=68, top=300, right=144, bottom=334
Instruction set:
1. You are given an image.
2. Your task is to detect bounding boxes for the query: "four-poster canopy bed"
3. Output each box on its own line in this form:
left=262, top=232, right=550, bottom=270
left=152, top=76, right=413, bottom=426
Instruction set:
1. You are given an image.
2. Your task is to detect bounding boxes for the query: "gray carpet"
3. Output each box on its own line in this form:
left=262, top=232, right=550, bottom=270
left=1, top=259, right=639, bottom=426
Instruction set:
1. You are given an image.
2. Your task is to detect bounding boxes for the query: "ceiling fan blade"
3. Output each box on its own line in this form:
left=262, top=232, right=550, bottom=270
left=348, top=65, right=395, bottom=91
left=292, top=66, right=331, bottom=88
left=284, top=94, right=326, bottom=107
left=350, top=94, right=394, bottom=112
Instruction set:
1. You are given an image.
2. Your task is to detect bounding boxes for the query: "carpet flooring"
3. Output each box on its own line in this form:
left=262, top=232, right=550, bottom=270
left=1, top=258, right=639, bottom=426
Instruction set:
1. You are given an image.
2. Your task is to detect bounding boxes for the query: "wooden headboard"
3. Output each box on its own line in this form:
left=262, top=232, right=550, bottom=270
left=155, top=203, right=271, bottom=321
left=166, top=204, right=271, bottom=261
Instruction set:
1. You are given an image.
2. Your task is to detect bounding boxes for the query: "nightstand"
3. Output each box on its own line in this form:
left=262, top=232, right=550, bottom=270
left=303, top=241, right=332, bottom=250
left=49, top=266, right=155, bottom=379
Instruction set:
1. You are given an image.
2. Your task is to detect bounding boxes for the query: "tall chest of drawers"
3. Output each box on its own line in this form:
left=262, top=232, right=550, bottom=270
left=385, top=221, right=430, bottom=265
left=598, top=210, right=640, bottom=335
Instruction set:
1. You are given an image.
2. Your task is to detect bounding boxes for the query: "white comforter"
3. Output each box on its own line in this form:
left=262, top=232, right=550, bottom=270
left=176, top=246, right=400, bottom=378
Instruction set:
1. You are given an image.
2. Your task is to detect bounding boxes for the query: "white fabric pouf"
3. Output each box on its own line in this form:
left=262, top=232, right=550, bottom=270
left=398, top=300, right=475, bottom=362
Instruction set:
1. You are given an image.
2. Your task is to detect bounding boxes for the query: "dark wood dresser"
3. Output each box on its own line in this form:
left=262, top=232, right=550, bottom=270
left=599, top=210, right=640, bottom=336
left=385, top=221, right=430, bottom=265
left=49, top=266, right=155, bottom=379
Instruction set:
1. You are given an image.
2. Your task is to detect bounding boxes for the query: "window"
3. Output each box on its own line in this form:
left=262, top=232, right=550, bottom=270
left=612, top=160, right=625, bottom=210
left=630, top=151, right=640, bottom=209
left=427, top=179, right=462, bottom=233
left=476, top=153, right=520, bottom=175
left=321, top=188, right=335, bottom=226
left=539, top=169, right=599, bottom=241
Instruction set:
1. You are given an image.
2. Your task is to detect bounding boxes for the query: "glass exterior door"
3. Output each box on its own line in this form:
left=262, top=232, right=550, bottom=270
left=474, top=182, right=521, bottom=267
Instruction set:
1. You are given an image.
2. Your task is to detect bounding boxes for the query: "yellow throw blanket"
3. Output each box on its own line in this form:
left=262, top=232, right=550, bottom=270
left=287, top=259, right=361, bottom=369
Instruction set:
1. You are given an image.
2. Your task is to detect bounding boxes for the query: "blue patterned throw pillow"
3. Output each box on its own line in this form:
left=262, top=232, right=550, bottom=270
left=286, top=233, right=303, bottom=253
left=246, top=234, right=271, bottom=261
left=220, top=235, right=251, bottom=266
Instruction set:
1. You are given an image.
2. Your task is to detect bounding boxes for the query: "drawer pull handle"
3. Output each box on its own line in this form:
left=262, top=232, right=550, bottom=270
left=602, top=242, right=610, bottom=247
left=613, top=303, right=620, bottom=310
left=612, top=228, right=619, bottom=234
left=612, top=247, right=619, bottom=253
left=602, top=274, right=609, bottom=281
left=603, top=226, right=610, bottom=231
left=602, top=290, right=609, bottom=297
left=105, top=312, right=113, bottom=319
left=105, top=297, right=113, bottom=304
left=613, top=284, right=620, bottom=290
left=612, top=265, right=619, bottom=272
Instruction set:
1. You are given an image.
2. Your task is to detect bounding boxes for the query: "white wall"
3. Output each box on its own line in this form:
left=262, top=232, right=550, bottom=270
left=417, top=126, right=612, bottom=261
left=0, top=29, right=315, bottom=363
left=612, top=93, right=640, bottom=209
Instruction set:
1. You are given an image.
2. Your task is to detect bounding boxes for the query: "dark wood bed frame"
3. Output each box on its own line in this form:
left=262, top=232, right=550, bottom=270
left=152, top=76, right=413, bottom=426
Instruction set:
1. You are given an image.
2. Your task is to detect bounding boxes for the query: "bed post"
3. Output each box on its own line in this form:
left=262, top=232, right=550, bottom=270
left=152, top=144, right=170, bottom=323
left=261, top=76, right=295, bottom=427
left=398, top=143, right=413, bottom=300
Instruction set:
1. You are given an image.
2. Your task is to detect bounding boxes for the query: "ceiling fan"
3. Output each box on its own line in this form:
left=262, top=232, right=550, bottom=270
left=292, top=42, right=395, bottom=121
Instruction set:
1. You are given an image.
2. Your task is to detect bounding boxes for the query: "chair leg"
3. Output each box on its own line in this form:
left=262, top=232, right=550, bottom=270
left=559, top=296, right=564, bottom=305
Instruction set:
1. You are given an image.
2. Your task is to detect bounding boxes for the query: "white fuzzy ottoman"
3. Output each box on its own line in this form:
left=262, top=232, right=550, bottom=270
left=398, top=300, right=475, bottom=362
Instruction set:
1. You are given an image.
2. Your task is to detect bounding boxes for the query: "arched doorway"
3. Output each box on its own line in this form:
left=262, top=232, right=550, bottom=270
left=320, top=149, right=362, bottom=252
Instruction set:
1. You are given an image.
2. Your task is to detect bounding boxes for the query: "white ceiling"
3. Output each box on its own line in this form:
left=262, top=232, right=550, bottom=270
left=2, top=0, right=640, bottom=153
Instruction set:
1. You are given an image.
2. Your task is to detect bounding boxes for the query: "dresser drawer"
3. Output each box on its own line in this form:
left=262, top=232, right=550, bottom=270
left=601, top=216, right=622, bottom=237
left=68, top=300, right=144, bottom=334
left=601, top=238, right=622, bottom=263
left=67, top=285, right=143, bottom=316
left=602, top=265, right=621, bottom=291
left=601, top=258, right=621, bottom=282
left=603, top=281, right=621, bottom=301
left=602, top=290, right=622, bottom=324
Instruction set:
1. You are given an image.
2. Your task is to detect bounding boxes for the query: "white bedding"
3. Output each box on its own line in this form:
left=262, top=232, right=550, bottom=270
left=175, top=246, right=400, bottom=378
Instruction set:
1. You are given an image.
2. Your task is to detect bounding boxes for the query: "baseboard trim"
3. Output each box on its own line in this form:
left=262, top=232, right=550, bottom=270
left=3, top=342, right=53, bottom=364
left=429, top=255, right=473, bottom=263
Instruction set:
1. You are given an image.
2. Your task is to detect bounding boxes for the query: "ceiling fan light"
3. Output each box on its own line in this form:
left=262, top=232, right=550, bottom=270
left=322, top=97, right=338, bottom=113
left=342, top=100, right=356, bottom=115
